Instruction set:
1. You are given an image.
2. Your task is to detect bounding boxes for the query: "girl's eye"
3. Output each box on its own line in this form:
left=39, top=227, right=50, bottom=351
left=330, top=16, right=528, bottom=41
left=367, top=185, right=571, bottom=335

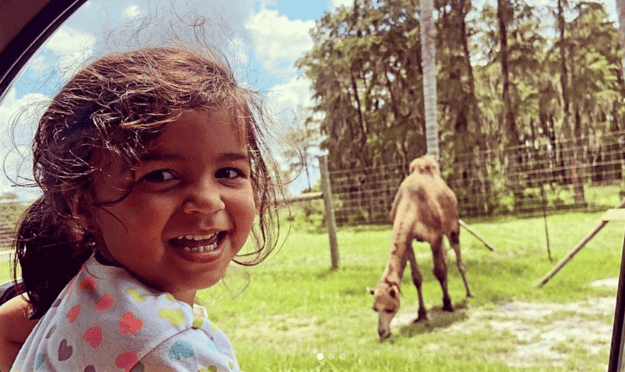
left=142, top=169, right=176, bottom=183
left=216, top=168, right=243, bottom=179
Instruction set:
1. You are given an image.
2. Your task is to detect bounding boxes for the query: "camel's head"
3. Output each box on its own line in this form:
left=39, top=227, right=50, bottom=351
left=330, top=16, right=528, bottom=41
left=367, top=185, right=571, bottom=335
left=409, top=154, right=439, bottom=175
left=367, top=282, right=400, bottom=341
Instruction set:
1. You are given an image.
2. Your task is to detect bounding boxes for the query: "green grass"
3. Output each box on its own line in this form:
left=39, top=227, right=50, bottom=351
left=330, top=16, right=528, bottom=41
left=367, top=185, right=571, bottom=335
left=0, top=210, right=621, bottom=371
left=198, top=211, right=623, bottom=371
left=0, top=257, right=14, bottom=283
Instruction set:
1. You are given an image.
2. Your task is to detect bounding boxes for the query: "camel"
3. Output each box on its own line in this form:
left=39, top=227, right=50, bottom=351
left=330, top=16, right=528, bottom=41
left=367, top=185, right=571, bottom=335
left=367, top=154, right=472, bottom=340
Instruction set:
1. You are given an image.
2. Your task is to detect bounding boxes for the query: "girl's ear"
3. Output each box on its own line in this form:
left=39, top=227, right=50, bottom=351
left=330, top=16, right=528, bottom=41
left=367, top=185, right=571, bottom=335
left=65, top=188, right=96, bottom=230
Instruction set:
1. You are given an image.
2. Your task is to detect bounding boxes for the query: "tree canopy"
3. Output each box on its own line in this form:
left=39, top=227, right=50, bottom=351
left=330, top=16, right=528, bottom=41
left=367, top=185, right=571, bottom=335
left=297, top=0, right=624, bottom=171
left=295, top=0, right=624, bottom=220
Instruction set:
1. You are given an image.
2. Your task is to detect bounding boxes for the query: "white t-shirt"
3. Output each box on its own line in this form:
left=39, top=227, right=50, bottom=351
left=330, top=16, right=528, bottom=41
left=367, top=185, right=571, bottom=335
left=11, top=256, right=239, bottom=372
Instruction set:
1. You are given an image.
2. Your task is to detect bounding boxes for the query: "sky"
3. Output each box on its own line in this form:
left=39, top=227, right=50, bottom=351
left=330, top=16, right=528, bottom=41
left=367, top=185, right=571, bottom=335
left=0, top=0, right=620, bottom=201
left=0, top=0, right=354, bottom=200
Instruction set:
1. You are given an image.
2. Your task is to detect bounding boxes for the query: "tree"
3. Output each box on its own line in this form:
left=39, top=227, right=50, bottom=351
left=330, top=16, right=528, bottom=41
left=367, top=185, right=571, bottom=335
left=0, top=191, right=18, bottom=200
left=297, top=0, right=625, bottom=221
left=298, top=0, right=427, bottom=170
left=498, top=0, right=520, bottom=147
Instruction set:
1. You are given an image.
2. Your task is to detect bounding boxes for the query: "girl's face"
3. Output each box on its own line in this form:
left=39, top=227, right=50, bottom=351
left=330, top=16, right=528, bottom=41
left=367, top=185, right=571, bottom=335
left=86, top=109, right=256, bottom=305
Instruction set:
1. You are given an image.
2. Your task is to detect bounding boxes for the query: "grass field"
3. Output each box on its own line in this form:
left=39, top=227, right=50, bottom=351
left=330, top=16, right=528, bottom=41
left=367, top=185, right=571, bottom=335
left=200, top=211, right=624, bottom=371
left=0, top=211, right=622, bottom=371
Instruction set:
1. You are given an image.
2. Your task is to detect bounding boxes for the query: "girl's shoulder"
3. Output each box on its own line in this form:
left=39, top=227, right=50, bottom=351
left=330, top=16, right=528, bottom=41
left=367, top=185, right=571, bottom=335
left=52, top=255, right=200, bottom=333
left=12, top=257, right=240, bottom=371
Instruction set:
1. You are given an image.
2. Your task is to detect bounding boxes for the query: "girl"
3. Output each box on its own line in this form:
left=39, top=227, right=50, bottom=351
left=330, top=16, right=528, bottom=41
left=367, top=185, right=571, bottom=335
left=6, top=44, right=281, bottom=372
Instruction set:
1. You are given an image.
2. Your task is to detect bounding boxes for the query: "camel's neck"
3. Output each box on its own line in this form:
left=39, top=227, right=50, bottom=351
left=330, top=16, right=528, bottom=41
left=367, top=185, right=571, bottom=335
left=380, top=254, right=406, bottom=288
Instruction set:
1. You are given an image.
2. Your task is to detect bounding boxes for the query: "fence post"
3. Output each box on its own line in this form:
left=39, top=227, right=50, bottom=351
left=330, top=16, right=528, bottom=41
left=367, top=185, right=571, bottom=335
left=319, top=156, right=340, bottom=269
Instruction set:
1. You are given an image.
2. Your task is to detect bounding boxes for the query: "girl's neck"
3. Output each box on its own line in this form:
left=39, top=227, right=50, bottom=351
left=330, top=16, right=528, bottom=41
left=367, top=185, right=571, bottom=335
left=94, top=250, right=118, bottom=267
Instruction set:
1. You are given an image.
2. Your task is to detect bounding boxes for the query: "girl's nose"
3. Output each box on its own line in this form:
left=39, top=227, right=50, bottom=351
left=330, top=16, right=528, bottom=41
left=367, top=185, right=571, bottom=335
left=182, top=184, right=225, bottom=215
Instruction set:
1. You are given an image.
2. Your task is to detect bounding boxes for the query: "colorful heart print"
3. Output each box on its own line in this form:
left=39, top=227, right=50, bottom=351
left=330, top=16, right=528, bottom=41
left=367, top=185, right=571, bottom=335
left=78, top=276, right=96, bottom=291
left=192, top=317, right=203, bottom=329
left=119, top=312, right=143, bottom=334
left=45, top=324, right=57, bottom=339
left=198, top=366, right=218, bottom=372
left=206, top=339, right=217, bottom=352
left=57, top=339, right=73, bottom=361
left=126, top=288, right=147, bottom=302
left=96, top=293, right=114, bottom=311
left=158, top=309, right=185, bottom=326
left=84, top=366, right=96, bottom=372
left=35, top=353, right=47, bottom=369
left=67, top=305, right=80, bottom=323
left=168, top=339, right=194, bottom=361
left=115, top=352, right=138, bottom=372
left=84, top=326, right=102, bottom=348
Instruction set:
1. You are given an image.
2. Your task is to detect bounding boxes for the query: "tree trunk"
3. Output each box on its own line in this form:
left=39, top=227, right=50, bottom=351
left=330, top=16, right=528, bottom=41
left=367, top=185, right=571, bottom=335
left=557, top=0, right=582, bottom=202
left=568, top=36, right=586, bottom=205
left=349, top=71, right=371, bottom=168
left=558, top=0, right=570, bottom=138
left=498, top=0, right=522, bottom=210
left=497, top=0, right=518, bottom=147
left=459, top=0, right=490, bottom=214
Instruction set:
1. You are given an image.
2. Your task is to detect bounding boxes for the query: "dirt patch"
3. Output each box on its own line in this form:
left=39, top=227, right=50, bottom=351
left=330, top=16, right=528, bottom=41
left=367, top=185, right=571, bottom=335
left=449, top=299, right=614, bottom=368
left=391, top=279, right=618, bottom=369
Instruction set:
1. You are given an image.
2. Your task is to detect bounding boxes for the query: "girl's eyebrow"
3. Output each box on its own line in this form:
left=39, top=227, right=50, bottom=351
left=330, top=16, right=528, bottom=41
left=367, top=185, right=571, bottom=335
left=139, top=153, right=186, bottom=163
left=138, top=152, right=249, bottom=163
left=218, top=152, right=249, bottom=162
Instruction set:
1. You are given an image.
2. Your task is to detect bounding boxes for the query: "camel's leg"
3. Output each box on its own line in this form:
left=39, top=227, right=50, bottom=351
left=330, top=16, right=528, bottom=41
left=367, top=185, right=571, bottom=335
left=405, top=245, right=427, bottom=321
left=431, top=236, right=453, bottom=312
left=449, top=229, right=472, bottom=298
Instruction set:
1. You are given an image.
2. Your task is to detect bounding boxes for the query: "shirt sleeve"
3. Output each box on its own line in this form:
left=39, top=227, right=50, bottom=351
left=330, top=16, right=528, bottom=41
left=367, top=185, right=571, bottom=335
left=136, top=327, right=240, bottom=372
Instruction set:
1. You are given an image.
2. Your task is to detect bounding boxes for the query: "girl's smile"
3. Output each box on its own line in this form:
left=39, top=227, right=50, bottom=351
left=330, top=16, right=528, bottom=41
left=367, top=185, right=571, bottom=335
left=168, top=232, right=227, bottom=261
left=85, top=109, right=256, bottom=305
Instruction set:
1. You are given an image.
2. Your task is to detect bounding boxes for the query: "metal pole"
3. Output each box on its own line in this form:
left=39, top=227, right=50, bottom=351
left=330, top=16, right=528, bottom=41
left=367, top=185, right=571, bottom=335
left=420, top=0, right=438, bottom=162
left=608, top=225, right=625, bottom=372
left=537, top=198, right=625, bottom=287
left=537, top=221, right=608, bottom=288
left=608, top=1, right=625, bottom=369
left=459, top=219, right=496, bottom=252
left=540, top=183, right=553, bottom=262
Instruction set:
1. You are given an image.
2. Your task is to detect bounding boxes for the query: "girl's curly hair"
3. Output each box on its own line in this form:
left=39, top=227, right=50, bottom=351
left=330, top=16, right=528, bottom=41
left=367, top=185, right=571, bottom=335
left=13, top=44, right=282, bottom=319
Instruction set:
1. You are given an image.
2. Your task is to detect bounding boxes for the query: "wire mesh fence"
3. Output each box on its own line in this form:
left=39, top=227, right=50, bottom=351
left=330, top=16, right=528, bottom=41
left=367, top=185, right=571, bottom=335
left=324, top=131, right=625, bottom=226
left=0, top=227, right=13, bottom=250
left=0, top=200, right=26, bottom=250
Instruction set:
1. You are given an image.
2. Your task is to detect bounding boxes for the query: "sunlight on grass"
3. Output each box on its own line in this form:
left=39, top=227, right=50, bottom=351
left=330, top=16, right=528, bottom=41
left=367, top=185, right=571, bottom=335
left=197, top=210, right=625, bottom=371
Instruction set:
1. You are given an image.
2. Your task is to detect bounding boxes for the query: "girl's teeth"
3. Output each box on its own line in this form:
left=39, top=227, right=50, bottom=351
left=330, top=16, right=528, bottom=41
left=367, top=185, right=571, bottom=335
left=182, top=242, right=218, bottom=253
left=182, top=234, right=216, bottom=241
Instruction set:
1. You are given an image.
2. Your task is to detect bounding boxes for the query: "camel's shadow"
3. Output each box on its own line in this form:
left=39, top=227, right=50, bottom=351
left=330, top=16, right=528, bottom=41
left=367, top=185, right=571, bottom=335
left=395, top=300, right=469, bottom=338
